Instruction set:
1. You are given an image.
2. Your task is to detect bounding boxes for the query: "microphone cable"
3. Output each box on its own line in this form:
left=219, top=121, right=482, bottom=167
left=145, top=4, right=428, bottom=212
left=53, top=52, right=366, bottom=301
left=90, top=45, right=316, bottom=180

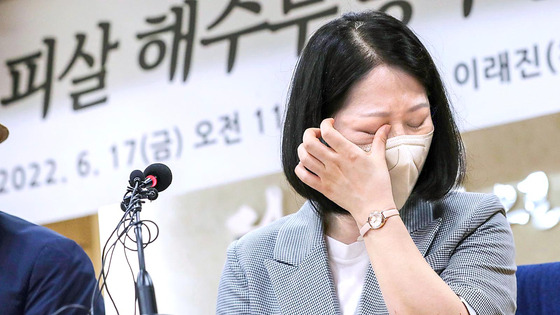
left=53, top=164, right=170, bottom=315
left=90, top=180, right=161, bottom=315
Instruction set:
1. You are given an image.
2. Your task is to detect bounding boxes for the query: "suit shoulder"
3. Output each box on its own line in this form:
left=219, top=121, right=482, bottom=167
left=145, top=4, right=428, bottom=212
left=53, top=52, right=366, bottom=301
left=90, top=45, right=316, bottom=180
left=231, top=213, right=294, bottom=255
left=0, top=211, right=76, bottom=251
left=437, top=191, right=505, bottom=225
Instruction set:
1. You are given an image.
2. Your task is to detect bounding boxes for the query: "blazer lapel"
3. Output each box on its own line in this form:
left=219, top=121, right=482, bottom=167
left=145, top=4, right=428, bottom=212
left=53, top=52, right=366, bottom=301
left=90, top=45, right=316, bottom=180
left=410, top=218, right=442, bottom=256
left=357, top=266, right=387, bottom=314
left=401, top=198, right=442, bottom=257
left=265, top=202, right=340, bottom=314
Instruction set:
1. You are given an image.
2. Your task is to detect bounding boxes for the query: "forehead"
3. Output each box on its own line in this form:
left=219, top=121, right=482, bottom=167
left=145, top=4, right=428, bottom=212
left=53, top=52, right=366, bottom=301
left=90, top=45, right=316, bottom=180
left=338, top=65, right=428, bottom=115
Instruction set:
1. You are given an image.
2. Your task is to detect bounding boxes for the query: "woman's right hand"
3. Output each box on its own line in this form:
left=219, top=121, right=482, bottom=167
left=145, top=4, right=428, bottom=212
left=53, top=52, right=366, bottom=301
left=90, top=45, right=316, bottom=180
left=294, top=118, right=397, bottom=226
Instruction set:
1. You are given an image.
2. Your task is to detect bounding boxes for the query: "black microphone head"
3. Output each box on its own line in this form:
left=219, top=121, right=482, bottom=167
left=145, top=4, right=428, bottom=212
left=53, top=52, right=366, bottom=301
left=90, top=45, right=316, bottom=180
left=143, top=163, right=172, bottom=192
left=146, top=188, right=159, bottom=201
left=129, top=170, right=145, bottom=186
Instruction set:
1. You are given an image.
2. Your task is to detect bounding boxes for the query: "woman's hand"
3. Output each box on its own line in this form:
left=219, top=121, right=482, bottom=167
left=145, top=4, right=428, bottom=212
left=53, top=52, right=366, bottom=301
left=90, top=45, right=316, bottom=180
left=294, top=118, right=397, bottom=225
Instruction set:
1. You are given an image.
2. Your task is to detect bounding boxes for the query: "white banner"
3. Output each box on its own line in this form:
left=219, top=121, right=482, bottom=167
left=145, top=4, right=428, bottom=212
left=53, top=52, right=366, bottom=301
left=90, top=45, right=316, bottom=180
left=0, top=0, right=559, bottom=223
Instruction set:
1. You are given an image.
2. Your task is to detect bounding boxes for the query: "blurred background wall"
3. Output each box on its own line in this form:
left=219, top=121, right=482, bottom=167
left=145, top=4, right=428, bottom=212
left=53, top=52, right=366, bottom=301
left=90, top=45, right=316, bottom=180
left=1, top=0, right=559, bottom=314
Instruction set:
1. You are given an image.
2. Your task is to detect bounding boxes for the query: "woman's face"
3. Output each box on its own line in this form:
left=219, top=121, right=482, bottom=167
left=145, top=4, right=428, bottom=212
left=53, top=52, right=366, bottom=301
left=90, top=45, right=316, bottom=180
left=333, top=65, right=434, bottom=148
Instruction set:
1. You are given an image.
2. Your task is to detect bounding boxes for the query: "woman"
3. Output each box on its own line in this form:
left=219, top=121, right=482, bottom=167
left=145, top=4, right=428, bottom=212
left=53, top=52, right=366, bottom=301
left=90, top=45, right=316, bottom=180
left=217, top=11, right=516, bottom=315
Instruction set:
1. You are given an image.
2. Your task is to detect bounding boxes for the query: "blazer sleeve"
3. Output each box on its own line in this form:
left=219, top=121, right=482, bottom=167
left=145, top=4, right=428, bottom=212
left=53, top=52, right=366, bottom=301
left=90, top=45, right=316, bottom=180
left=439, top=196, right=517, bottom=315
left=25, top=237, right=104, bottom=315
left=216, top=240, right=251, bottom=315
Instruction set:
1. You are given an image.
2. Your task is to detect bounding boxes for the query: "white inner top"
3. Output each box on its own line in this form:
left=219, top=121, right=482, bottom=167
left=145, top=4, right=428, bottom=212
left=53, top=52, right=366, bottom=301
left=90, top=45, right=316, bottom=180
left=326, top=236, right=370, bottom=315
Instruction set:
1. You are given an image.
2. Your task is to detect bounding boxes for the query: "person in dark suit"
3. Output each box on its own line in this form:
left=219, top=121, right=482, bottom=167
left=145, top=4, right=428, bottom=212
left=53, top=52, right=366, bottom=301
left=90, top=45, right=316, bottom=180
left=0, top=122, right=105, bottom=315
left=217, top=11, right=516, bottom=314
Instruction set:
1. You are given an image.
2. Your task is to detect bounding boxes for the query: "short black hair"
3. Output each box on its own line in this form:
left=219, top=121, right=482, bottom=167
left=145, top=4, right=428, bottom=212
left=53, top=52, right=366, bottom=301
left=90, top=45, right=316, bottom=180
left=281, top=10, right=466, bottom=217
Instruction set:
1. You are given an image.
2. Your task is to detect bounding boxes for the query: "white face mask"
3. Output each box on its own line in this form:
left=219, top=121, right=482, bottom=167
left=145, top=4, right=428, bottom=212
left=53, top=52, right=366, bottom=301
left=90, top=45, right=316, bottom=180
left=359, top=129, right=434, bottom=209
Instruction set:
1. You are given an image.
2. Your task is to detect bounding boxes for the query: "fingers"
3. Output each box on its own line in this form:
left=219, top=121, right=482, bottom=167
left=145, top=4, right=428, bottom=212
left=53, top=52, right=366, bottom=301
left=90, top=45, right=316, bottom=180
left=370, top=124, right=391, bottom=156
left=302, top=127, right=322, bottom=140
left=319, top=119, right=355, bottom=153
left=297, top=143, right=325, bottom=176
left=302, top=127, right=334, bottom=161
left=295, top=162, right=321, bottom=191
left=296, top=125, right=332, bottom=192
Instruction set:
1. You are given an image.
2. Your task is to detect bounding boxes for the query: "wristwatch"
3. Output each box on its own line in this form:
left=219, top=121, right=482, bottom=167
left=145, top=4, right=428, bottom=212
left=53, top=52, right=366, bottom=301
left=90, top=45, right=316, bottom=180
left=358, top=208, right=399, bottom=240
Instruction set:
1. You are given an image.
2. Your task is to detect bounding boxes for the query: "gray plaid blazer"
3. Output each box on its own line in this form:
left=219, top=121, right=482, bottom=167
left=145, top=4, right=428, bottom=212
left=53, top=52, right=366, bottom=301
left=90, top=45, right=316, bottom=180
left=216, top=192, right=517, bottom=315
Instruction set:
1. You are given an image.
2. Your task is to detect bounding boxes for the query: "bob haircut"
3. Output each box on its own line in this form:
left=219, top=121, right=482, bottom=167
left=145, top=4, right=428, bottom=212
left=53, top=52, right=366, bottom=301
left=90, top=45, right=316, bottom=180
left=281, top=10, right=466, bottom=217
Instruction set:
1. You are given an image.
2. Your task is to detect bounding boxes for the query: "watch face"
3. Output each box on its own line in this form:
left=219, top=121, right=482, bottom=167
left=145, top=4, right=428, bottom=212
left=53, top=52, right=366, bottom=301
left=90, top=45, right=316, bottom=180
left=368, top=212, right=384, bottom=229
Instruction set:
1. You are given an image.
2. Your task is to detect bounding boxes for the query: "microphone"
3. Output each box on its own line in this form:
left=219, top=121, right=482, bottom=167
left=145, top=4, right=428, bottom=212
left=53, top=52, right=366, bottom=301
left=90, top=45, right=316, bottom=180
left=118, top=164, right=170, bottom=314
left=129, top=170, right=145, bottom=186
left=121, top=164, right=172, bottom=211
left=143, top=163, right=172, bottom=192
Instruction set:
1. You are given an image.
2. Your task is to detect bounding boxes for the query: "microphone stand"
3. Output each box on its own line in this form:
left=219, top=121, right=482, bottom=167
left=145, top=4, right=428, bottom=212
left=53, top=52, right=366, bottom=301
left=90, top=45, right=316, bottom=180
left=130, top=187, right=158, bottom=315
